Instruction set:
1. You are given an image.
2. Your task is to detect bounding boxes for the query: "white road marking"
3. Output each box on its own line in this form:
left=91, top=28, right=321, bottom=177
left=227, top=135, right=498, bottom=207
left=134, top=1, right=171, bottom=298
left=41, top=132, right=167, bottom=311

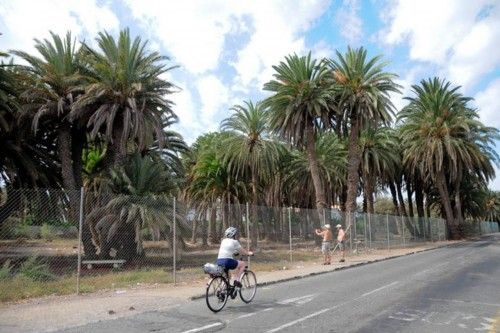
left=181, top=322, right=223, bottom=333
left=361, top=281, right=399, bottom=297
left=266, top=281, right=400, bottom=332
left=236, top=307, right=274, bottom=319
left=427, top=298, right=500, bottom=308
left=237, top=313, right=256, bottom=319
left=265, top=307, right=333, bottom=333
left=277, top=294, right=317, bottom=305
left=413, top=262, right=456, bottom=277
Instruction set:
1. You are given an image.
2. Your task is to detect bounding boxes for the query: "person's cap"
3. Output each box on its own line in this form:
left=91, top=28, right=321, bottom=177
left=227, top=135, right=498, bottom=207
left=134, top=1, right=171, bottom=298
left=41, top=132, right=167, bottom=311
left=336, top=224, right=342, bottom=228
left=323, top=224, right=331, bottom=229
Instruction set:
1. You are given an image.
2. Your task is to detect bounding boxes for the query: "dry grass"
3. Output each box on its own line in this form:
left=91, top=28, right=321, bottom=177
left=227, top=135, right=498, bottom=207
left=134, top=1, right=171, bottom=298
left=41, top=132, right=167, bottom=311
left=0, top=247, right=323, bottom=303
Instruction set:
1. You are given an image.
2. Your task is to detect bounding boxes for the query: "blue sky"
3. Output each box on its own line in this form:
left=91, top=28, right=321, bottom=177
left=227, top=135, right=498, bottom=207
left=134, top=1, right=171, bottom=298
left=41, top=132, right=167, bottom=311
left=1, top=0, right=499, bottom=190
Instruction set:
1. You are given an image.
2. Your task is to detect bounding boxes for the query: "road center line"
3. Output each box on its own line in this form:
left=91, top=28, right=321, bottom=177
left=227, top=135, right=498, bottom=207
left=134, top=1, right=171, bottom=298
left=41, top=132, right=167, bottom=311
left=361, top=281, right=399, bottom=297
left=181, top=322, right=223, bottom=333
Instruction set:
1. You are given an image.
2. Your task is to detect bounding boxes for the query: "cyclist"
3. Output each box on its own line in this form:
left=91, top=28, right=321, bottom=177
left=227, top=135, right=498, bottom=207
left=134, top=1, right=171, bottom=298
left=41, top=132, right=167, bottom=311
left=217, top=226, right=253, bottom=287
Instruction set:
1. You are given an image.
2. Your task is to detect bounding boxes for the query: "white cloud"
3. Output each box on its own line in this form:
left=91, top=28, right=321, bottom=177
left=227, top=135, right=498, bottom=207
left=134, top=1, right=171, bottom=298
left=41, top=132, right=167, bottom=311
left=474, top=78, right=500, bottom=191
left=127, top=1, right=329, bottom=90
left=124, top=0, right=330, bottom=139
left=311, top=40, right=335, bottom=60
left=463, top=52, right=500, bottom=194
left=390, top=66, right=423, bottom=114
left=0, top=0, right=119, bottom=53
left=474, top=78, right=500, bottom=130
left=380, top=0, right=500, bottom=89
left=231, top=1, right=329, bottom=90
left=491, top=165, right=500, bottom=191
left=335, top=0, right=363, bottom=45
left=196, top=75, right=229, bottom=131
left=125, top=1, right=246, bottom=75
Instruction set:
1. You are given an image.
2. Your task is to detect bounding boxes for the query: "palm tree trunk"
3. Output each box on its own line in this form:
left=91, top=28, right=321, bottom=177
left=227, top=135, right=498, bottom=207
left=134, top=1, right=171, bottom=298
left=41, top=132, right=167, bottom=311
left=58, top=124, right=79, bottom=227
left=345, top=119, right=362, bottom=228
left=191, top=218, right=198, bottom=244
left=209, top=204, right=217, bottom=244
left=340, top=184, right=347, bottom=212
left=251, top=171, right=259, bottom=248
left=406, top=178, right=414, bottom=218
left=366, top=173, right=375, bottom=214
left=414, top=175, right=425, bottom=219
left=396, top=178, right=415, bottom=236
left=453, top=180, right=464, bottom=238
left=389, top=181, right=400, bottom=216
left=305, top=124, right=327, bottom=211
left=71, top=127, right=85, bottom=188
left=436, top=169, right=458, bottom=239
left=201, top=210, right=208, bottom=246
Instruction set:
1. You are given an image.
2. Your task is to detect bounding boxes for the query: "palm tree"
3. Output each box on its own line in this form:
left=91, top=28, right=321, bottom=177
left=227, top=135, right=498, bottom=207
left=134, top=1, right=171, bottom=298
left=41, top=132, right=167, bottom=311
left=398, top=77, right=497, bottom=239
left=285, top=132, right=347, bottom=208
left=483, top=190, right=500, bottom=223
left=86, top=153, right=184, bottom=260
left=0, top=52, right=60, bottom=225
left=13, top=32, right=84, bottom=214
left=72, top=29, right=178, bottom=169
left=359, top=127, right=399, bottom=214
left=263, top=52, right=335, bottom=214
left=183, top=133, right=247, bottom=244
left=220, top=100, right=280, bottom=248
left=328, top=47, right=400, bottom=228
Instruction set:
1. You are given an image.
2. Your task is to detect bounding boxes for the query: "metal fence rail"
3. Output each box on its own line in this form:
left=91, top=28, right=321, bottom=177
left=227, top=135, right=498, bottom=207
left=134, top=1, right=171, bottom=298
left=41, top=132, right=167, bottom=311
left=0, top=188, right=498, bottom=297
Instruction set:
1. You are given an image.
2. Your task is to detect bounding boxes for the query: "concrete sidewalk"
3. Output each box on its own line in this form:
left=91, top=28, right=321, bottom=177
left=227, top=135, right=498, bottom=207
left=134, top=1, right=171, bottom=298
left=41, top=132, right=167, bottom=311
left=0, top=241, right=457, bottom=333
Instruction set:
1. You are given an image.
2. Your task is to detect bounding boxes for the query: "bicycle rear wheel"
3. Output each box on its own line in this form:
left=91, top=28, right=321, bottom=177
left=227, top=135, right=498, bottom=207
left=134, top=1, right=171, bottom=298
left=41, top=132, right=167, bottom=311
left=206, top=276, right=229, bottom=312
left=239, top=270, right=257, bottom=303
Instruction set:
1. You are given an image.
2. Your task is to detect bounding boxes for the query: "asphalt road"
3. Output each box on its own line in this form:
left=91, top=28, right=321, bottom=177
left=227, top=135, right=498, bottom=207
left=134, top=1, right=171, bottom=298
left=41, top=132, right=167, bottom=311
left=60, top=234, right=500, bottom=333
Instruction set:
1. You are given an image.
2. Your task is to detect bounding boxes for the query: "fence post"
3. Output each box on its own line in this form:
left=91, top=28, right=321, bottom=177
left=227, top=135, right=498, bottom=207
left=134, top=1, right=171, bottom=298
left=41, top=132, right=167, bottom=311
left=402, top=215, right=405, bottom=248
left=288, top=207, right=292, bottom=263
left=173, top=197, right=176, bottom=285
left=77, top=187, right=84, bottom=295
left=368, top=213, right=372, bottom=250
left=246, top=202, right=250, bottom=267
left=348, top=211, right=352, bottom=252
left=386, top=214, right=390, bottom=252
left=363, top=213, right=367, bottom=250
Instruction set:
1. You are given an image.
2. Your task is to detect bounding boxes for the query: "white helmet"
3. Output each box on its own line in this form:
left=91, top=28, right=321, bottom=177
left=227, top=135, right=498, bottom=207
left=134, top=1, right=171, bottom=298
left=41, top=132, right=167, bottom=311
left=224, top=226, right=238, bottom=238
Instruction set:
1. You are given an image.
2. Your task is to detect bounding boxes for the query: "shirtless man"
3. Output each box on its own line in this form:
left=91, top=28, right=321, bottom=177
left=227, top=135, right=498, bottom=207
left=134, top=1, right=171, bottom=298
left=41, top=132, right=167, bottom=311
left=315, top=224, right=333, bottom=265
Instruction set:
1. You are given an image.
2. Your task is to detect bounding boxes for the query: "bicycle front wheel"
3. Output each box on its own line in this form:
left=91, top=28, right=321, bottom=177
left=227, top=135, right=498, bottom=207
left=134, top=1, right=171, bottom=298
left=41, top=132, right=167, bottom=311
left=206, top=276, right=229, bottom=312
left=239, top=270, right=257, bottom=303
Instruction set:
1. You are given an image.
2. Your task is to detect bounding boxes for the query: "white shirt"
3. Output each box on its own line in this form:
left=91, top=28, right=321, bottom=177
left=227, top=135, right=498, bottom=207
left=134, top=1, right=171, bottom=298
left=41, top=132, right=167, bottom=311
left=217, top=238, right=242, bottom=259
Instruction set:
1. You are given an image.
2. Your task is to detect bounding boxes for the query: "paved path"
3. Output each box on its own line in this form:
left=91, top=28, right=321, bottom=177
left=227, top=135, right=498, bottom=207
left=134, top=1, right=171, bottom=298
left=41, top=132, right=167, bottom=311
left=1, top=237, right=497, bottom=333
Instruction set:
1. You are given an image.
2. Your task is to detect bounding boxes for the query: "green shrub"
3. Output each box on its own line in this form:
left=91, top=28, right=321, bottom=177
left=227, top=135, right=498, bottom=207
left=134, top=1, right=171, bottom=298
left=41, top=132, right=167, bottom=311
left=40, top=223, right=56, bottom=241
left=0, top=217, right=19, bottom=239
left=19, top=256, right=56, bottom=282
left=0, top=260, right=12, bottom=280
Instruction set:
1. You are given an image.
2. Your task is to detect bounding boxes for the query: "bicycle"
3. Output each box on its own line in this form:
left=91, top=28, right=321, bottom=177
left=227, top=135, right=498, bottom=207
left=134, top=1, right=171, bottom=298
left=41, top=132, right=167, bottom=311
left=203, top=256, right=257, bottom=313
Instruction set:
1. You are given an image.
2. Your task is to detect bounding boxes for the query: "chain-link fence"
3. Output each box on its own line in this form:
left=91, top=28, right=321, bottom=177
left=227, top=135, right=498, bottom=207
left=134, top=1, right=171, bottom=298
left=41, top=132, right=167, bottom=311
left=0, top=188, right=498, bottom=300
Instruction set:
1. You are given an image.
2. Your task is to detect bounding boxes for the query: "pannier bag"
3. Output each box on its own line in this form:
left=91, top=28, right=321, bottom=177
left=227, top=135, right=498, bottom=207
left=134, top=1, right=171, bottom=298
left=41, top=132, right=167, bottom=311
left=203, top=263, right=223, bottom=276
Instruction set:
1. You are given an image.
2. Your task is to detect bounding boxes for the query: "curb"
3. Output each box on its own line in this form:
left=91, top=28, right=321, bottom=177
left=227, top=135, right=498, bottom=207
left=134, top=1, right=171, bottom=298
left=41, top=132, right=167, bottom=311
left=189, top=241, right=466, bottom=301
